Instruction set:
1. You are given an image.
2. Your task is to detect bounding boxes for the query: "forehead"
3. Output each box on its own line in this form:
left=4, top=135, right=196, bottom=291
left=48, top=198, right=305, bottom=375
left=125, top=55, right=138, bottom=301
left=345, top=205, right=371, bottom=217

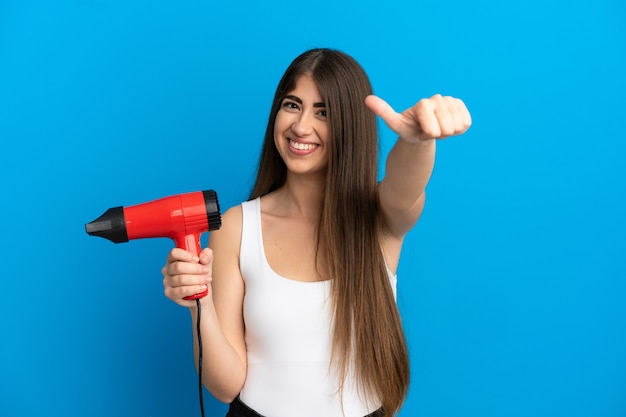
left=287, top=74, right=323, bottom=100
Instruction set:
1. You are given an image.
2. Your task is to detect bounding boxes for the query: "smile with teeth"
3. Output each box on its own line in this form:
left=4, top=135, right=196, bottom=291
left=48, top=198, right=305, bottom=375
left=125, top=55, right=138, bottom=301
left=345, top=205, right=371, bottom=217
left=289, top=139, right=318, bottom=151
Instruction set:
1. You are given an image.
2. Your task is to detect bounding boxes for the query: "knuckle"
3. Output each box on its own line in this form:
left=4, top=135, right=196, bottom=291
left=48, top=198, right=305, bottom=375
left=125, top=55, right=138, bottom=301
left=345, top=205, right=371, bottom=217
left=163, top=287, right=174, bottom=299
left=178, top=274, right=191, bottom=286
left=422, top=126, right=441, bottom=138
left=416, top=98, right=431, bottom=110
left=167, top=262, right=179, bottom=275
left=441, top=126, right=455, bottom=137
left=180, top=273, right=204, bottom=286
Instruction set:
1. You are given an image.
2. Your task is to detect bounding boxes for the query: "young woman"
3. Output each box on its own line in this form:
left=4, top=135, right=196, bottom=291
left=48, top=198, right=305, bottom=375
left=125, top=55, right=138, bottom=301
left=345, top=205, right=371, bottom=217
left=162, top=48, right=471, bottom=417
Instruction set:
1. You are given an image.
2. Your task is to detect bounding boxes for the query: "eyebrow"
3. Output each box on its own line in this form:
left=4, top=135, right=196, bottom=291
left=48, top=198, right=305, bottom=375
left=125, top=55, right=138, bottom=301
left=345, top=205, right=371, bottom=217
left=283, top=95, right=326, bottom=108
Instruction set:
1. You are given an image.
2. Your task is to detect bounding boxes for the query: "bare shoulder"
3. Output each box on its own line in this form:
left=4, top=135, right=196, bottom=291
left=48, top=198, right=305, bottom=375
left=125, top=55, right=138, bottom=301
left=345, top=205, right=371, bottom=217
left=209, top=204, right=243, bottom=255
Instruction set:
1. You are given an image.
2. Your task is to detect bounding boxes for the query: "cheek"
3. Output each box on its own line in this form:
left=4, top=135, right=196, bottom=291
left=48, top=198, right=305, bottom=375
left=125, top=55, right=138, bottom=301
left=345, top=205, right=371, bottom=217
left=273, top=113, right=290, bottom=152
left=273, top=112, right=288, bottom=139
left=272, top=113, right=281, bottom=139
left=319, top=124, right=330, bottom=145
left=322, top=125, right=329, bottom=141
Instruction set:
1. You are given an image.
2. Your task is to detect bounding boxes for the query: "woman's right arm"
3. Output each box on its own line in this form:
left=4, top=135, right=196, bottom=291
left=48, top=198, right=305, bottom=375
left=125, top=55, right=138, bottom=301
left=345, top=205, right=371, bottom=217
left=162, top=206, right=246, bottom=403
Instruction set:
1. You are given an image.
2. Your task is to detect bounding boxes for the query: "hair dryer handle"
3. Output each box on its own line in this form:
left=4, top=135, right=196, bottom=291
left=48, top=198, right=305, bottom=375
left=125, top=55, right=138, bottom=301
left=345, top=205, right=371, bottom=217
left=176, top=233, right=209, bottom=300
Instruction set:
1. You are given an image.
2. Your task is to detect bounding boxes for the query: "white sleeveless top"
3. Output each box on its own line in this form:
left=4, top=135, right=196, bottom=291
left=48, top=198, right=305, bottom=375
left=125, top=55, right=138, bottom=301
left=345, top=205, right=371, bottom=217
left=238, top=197, right=396, bottom=417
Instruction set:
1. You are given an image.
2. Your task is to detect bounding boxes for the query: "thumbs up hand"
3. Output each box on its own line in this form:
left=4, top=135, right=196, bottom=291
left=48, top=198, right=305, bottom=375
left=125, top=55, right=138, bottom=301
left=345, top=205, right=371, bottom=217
left=365, top=94, right=472, bottom=143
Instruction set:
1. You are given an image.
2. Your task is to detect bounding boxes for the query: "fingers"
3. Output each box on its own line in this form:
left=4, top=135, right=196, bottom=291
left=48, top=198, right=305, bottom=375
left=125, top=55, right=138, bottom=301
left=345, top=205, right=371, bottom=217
left=412, top=94, right=471, bottom=140
left=365, top=95, right=400, bottom=128
left=412, top=97, right=441, bottom=138
left=166, top=247, right=199, bottom=264
left=162, top=247, right=213, bottom=306
left=198, top=247, right=214, bottom=265
left=164, top=283, right=209, bottom=304
left=366, top=94, right=427, bottom=141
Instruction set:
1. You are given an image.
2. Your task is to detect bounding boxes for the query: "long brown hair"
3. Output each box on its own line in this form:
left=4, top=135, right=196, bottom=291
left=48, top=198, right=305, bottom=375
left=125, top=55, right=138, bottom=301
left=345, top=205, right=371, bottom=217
left=250, top=48, right=409, bottom=416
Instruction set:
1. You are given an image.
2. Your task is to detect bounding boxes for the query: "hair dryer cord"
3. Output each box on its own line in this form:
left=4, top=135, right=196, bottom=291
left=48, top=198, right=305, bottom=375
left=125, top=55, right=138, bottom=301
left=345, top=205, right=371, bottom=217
left=196, top=298, right=205, bottom=417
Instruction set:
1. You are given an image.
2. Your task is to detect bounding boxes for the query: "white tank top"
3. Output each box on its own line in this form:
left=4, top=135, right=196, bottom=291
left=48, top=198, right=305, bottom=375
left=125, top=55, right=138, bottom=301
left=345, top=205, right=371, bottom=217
left=238, top=197, right=396, bottom=417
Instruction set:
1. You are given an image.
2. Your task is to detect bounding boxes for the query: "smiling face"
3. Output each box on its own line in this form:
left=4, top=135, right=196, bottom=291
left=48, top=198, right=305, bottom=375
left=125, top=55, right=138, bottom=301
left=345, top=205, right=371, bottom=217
left=273, top=74, right=329, bottom=179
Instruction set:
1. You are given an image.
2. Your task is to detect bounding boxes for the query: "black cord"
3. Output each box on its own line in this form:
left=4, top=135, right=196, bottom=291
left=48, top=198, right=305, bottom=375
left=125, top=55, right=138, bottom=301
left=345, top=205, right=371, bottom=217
left=196, top=298, right=205, bottom=417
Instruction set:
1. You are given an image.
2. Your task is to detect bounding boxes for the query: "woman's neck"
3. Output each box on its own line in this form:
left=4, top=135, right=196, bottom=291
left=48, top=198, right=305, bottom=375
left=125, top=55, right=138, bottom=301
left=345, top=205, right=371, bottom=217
left=271, top=172, right=325, bottom=223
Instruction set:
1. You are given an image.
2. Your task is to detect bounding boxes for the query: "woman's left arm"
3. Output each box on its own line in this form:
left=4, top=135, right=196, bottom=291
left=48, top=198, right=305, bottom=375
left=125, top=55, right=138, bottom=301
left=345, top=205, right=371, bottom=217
left=366, top=94, right=472, bottom=238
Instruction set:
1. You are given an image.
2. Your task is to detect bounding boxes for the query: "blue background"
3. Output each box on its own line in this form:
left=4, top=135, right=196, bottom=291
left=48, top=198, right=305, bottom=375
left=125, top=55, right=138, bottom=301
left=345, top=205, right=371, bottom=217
left=1, top=1, right=625, bottom=416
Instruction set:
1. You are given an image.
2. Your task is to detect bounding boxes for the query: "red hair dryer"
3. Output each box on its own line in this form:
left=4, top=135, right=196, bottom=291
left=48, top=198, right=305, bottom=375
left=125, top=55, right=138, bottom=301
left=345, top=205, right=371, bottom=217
left=85, top=190, right=221, bottom=300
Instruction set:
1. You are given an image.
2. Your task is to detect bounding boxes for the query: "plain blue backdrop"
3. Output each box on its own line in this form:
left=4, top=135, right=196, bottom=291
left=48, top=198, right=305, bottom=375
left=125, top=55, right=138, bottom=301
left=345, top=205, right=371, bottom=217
left=1, top=1, right=624, bottom=416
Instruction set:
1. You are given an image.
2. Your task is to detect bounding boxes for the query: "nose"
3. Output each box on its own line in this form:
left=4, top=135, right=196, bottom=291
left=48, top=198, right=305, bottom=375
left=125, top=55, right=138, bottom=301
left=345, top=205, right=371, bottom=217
left=291, top=111, right=314, bottom=137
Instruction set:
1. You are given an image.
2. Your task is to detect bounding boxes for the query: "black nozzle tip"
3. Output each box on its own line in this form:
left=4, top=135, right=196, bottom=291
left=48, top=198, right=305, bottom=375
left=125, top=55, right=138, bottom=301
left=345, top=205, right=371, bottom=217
left=85, top=206, right=128, bottom=243
left=202, top=190, right=222, bottom=231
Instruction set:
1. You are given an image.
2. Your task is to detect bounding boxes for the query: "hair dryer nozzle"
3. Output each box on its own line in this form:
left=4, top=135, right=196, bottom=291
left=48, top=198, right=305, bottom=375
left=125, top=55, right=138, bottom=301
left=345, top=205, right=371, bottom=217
left=85, top=206, right=129, bottom=243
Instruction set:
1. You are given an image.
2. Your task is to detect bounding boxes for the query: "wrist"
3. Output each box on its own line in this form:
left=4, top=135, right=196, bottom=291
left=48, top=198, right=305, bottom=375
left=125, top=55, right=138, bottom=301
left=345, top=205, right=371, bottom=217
left=398, top=136, right=436, bottom=148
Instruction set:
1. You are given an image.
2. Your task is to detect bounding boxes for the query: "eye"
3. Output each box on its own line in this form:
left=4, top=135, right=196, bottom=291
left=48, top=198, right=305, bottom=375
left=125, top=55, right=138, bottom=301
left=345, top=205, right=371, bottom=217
left=317, top=109, right=327, bottom=118
left=282, top=100, right=300, bottom=111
